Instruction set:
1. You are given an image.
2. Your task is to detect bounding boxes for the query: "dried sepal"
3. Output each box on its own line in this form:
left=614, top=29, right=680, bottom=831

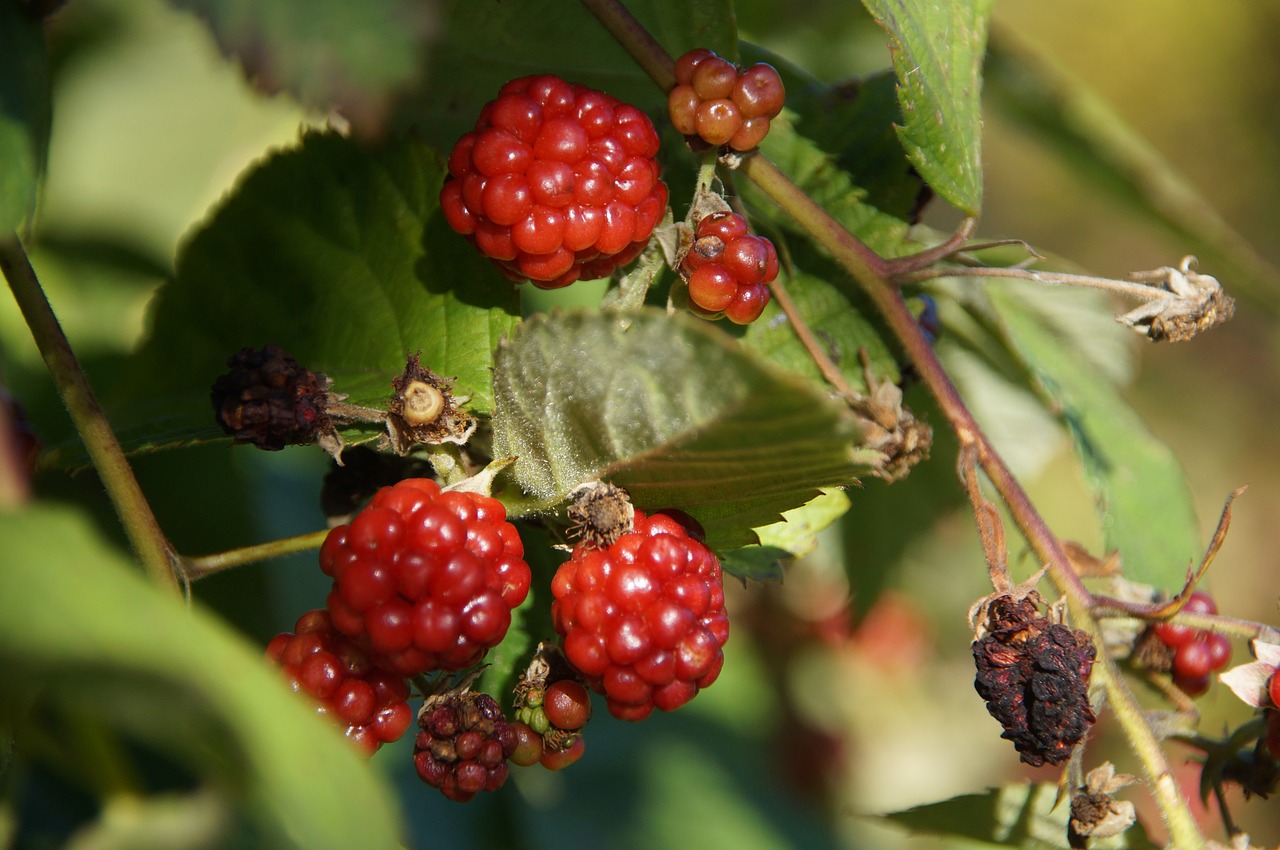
left=386, top=354, right=476, bottom=454
left=848, top=351, right=931, bottom=482
left=1068, top=763, right=1137, bottom=847
left=1116, top=255, right=1235, bottom=342
left=1221, top=638, right=1280, bottom=709
left=566, top=481, right=634, bottom=549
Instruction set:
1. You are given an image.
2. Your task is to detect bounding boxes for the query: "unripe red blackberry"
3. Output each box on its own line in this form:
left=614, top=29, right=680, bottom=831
left=266, top=609, right=413, bottom=755
left=972, top=595, right=1097, bottom=767
left=320, top=478, right=531, bottom=676
left=1148, top=591, right=1232, bottom=695
left=680, top=210, right=778, bottom=324
left=414, top=691, right=517, bottom=802
left=668, top=49, right=785, bottom=152
left=441, top=74, right=669, bottom=289
left=211, top=344, right=334, bottom=450
left=551, top=509, right=729, bottom=721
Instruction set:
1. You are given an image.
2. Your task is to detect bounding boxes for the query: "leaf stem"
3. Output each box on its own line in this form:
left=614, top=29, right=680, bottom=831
left=0, top=233, right=179, bottom=593
left=899, top=263, right=1187, bottom=301
left=183, top=529, right=329, bottom=581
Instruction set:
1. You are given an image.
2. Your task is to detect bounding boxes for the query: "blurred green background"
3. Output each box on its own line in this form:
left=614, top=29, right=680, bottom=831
left=3, top=0, right=1279, bottom=847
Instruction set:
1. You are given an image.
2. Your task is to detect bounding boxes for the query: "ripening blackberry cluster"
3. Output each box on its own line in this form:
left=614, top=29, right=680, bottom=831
left=681, top=210, right=778, bottom=324
left=668, top=49, right=786, bottom=151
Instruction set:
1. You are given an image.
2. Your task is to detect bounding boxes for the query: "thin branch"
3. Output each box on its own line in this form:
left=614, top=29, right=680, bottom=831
left=0, top=233, right=179, bottom=593
left=898, top=263, right=1180, bottom=301
left=183, top=529, right=329, bottom=581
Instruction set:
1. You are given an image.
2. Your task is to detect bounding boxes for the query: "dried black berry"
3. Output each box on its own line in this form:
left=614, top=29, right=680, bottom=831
left=973, top=594, right=1097, bottom=767
left=210, top=344, right=333, bottom=450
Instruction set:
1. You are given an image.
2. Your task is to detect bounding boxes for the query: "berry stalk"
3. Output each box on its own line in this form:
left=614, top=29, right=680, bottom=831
left=0, top=233, right=179, bottom=593
left=579, top=3, right=1207, bottom=845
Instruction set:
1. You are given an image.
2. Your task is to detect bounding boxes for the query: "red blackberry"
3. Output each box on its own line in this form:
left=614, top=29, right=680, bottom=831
left=320, top=478, right=531, bottom=676
left=668, top=48, right=786, bottom=152
left=414, top=691, right=517, bottom=802
left=1149, top=591, right=1232, bottom=695
left=550, top=509, right=729, bottom=721
left=441, top=74, right=669, bottom=289
left=681, top=210, right=778, bottom=324
left=265, top=609, right=413, bottom=755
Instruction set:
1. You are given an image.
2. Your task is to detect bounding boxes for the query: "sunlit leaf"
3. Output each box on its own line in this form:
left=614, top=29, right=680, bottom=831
left=491, top=308, right=879, bottom=549
left=860, top=0, right=993, bottom=214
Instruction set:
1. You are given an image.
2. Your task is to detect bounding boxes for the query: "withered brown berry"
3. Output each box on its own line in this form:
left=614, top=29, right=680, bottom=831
left=211, top=344, right=333, bottom=450
left=972, top=594, right=1097, bottom=767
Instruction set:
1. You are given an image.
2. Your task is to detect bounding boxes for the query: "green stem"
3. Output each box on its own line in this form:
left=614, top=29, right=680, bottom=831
left=579, top=3, right=1207, bottom=845
left=183, top=529, right=329, bottom=581
left=0, top=233, right=178, bottom=593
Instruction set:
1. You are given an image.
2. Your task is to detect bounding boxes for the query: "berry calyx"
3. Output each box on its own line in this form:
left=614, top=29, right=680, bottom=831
left=414, top=691, right=517, bottom=802
left=265, top=609, right=413, bottom=755
left=320, top=478, right=531, bottom=676
left=669, top=49, right=785, bottom=152
left=442, top=75, right=669, bottom=289
left=680, top=211, right=777, bottom=324
left=550, top=508, right=730, bottom=721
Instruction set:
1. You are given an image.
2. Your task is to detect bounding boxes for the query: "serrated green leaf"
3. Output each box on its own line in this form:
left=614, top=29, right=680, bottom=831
left=0, top=3, right=50, bottom=232
left=397, top=0, right=736, bottom=151
left=0, top=504, right=402, bottom=849
left=861, top=0, right=992, bottom=214
left=491, top=309, right=878, bottom=550
left=985, top=284, right=1200, bottom=588
left=881, top=782, right=1158, bottom=850
left=89, top=131, right=519, bottom=460
left=168, top=0, right=437, bottom=134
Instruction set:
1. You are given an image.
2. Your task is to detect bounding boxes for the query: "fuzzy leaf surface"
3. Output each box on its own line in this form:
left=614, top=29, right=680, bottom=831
left=0, top=505, right=402, bottom=849
left=0, top=4, right=50, bottom=232
left=90, top=131, right=519, bottom=460
left=168, top=0, right=438, bottom=133
left=987, top=284, right=1200, bottom=588
left=881, top=782, right=1157, bottom=849
left=491, top=309, right=877, bottom=550
left=861, top=0, right=992, bottom=214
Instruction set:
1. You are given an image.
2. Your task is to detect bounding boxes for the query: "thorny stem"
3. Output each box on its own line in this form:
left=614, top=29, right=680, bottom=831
left=581, top=2, right=1208, bottom=846
left=183, top=529, right=329, bottom=581
left=0, top=233, right=180, bottom=594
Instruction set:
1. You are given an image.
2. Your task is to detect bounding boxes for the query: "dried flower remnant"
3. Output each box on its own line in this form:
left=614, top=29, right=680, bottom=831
left=1068, top=763, right=1137, bottom=848
left=386, top=354, right=475, bottom=454
left=565, top=480, right=635, bottom=549
left=1116, top=255, right=1235, bottom=342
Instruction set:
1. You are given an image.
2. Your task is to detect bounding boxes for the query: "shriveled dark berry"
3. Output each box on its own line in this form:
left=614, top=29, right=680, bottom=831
left=972, top=594, right=1097, bottom=767
left=211, top=344, right=334, bottom=450
left=413, top=691, right=518, bottom=802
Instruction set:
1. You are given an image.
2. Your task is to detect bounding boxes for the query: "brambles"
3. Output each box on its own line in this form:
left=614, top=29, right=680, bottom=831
left=440, top=74, right=669, bottom=289
left=668, top=48, right=786, bottom=151
left=550, top=508, right=729, bottom=721
left=319, top=478, right=531, bottom=676
left=413, top=691, right=517, bottom=802
left=265, top=609, right=413, bottom=755
left=1148, top=591, right=1232, bottom=695
left=210, top=344, right=336, bottom=451
left=972, top=594, right=1097, bottom=767
left=680, top=210, right=778, bottom=324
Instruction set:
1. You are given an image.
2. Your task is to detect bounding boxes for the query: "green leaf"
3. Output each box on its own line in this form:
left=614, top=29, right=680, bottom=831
left=91, top=131, right=519, bottom=459
left=881, top=782, right=1158, bottom=849
left=985, top=283, right=1200, bottom=588
left=491, top=309, right=879, bottom=550
left=0, top=2, right=51, bottom=232
left=861, top=0, right=993, bottom=214
left=397, top=0, right=737, bottom=151
left=984, top=33, right=1280, bottom=321
left=0, top=504, right=402, bottom=849
left=168, top=0, right=438, bottom=134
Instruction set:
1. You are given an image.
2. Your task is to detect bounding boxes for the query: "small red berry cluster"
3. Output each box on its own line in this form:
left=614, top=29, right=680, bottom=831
left=511, top=678, right=592, bottom=771
left=266, top=609, right=414, bottom=755
left=414, top=691, right=517, bottom=802
left=441, top=74, right=669, bottom=289
left=681, top=210, right=778, bottom=324
left=551, top=508, right=730, bottom=721
left=668, top=49, right=786, bottom=151
left=319, top=478, right=531, bottom=677
left=1150, top=591, right=1232, bottom=696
